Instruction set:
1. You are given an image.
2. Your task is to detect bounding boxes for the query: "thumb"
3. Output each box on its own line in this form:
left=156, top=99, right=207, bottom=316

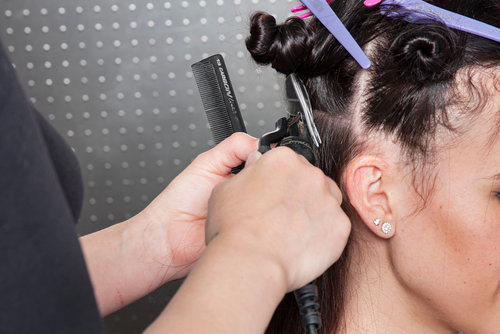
left=194, top=133, right=259, bottom=175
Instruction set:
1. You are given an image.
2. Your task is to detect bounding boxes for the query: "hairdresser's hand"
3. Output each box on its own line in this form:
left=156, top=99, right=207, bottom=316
left=145, top=147, right=350, bottom=333
left=206, top=147, right=351, bottom=291
left=136, top=133, right=259, bottom=280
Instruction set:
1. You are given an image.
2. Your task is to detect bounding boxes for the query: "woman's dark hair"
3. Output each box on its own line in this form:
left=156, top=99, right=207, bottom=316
left=246, top=1, right=500, bottom=333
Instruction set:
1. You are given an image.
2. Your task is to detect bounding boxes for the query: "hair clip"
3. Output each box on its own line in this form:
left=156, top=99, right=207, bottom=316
left=291, top=0, right=333, bottom=19
left=365, top=0, right=500, bottom=43
left=292, top=0, right=371, bottom=69
left=288, top=73, right=322, bottom=147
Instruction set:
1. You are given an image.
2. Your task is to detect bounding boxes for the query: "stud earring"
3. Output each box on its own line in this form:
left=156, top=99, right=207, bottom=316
left=373, top=218, right=382, bottom=226
left=381, top=222, right=392, bottom=235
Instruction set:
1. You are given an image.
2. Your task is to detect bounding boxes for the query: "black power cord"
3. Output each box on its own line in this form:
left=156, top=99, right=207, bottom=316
left=279, top=136, right=321, bottom=334
left=294, top=282, right=321, bottom=334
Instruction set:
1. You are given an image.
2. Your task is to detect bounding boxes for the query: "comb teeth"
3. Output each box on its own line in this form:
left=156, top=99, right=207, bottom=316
left=191, top=54, right=246, bottom=145
left=191, top=62, right=233, bottom=144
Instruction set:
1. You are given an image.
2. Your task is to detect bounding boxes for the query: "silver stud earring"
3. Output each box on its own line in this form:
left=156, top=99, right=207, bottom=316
left=381, top=222, right=392, bottom=235
left=373, top=218, right=382, bottom=226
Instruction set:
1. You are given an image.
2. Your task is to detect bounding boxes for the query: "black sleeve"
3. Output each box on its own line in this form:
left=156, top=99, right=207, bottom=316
left=0, top=43, right=103, bottom=333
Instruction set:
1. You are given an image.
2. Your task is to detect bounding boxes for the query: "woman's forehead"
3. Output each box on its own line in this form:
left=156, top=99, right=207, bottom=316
left=431, top=68, right=500, bottom=157
left=452, top=67, right=499, bottom=105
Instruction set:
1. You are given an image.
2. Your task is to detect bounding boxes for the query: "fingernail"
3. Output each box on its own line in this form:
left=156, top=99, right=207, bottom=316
left=245, top=151, right=262, bottom=167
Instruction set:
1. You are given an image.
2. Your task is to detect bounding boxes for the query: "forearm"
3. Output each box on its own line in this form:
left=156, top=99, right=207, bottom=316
left=80, top=213, right=177, bottom=316
left=145, top=234, right=287, bottom=334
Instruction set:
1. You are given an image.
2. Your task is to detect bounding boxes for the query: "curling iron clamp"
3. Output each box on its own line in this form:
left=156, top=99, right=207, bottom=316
left=259, top=74, right=321, bottom=161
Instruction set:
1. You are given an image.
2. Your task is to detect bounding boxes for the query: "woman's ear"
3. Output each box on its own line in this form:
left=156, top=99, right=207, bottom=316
left=344, top=155, right=396, bottom=239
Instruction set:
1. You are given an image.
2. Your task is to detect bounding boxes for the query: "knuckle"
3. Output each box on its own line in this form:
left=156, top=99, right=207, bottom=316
left=230, top=132, right=247, bottom=139
left=332, top=184, right=343, bottom=202
left=337, top=215, right=352, bottom=240
left=272, top=146, right=297, bottom=160
left=304, top=167, right=327, bottom=189
left=228, top=132, right=249, bottom=145
left=193, top=150, right=209, bottom=163
left=263, top=147, right=296, bottom=168
left=309, top=166, right=325, bottom=180
left=225, top=132, right=258, bottom=150
left=323, top=177, right=343, bottom=202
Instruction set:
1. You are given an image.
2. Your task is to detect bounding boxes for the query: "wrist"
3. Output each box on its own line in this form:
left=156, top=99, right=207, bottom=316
left=148, top=233, right=288, bottom=333
left=207, top=232, right=289, bottom=297
left=123, top=211, right=178, bottom=282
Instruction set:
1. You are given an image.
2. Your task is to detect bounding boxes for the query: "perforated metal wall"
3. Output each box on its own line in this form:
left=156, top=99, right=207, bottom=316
left=0, top=0, right=296, bottom=332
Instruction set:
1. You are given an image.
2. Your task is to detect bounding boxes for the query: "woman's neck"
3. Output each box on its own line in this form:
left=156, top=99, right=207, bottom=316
left=336, top=235, right=456, bottom=334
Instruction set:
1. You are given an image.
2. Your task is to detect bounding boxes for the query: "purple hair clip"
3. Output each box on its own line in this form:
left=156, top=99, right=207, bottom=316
left=294, top=0, right=372, bottom=69
left=365, top=0, right=500, bottom=43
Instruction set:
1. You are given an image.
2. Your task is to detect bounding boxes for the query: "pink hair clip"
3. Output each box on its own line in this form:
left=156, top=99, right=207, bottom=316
left=290, top=0, right=381, bottom=19
left=291, top=0, right=333, bottom=19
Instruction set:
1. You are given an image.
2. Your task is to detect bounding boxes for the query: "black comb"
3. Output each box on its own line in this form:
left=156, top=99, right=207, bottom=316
left=191, top=54, right=247, bottom=173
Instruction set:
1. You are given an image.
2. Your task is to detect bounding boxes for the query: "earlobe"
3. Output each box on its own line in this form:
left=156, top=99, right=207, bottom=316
left=345, top=156, right=395, bottom=239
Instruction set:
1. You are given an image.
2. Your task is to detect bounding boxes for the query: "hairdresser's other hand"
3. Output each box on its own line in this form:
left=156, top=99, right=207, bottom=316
left=206, top=146, right=351, bottom=291
left=136, top=133, right=258, bottom=280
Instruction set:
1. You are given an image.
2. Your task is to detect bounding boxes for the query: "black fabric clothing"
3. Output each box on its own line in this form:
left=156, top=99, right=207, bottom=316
left=0, top=42, right=103, bottom=333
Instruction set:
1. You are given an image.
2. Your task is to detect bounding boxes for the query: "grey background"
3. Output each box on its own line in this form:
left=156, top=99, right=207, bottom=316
left=0, top=0, right=296, bottom=332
